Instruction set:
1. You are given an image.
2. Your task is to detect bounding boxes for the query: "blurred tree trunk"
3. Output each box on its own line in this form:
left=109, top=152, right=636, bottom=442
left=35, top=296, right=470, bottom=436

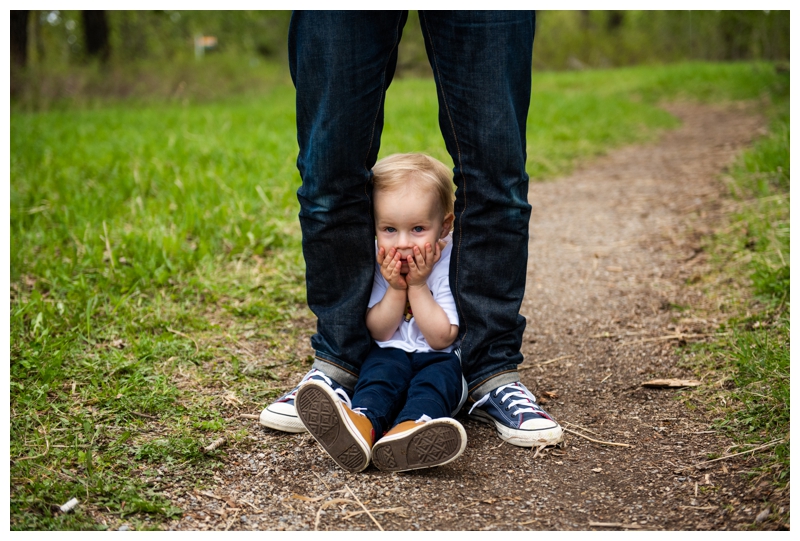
left=10, top=10, right=29, bottom=68
left=34, top=11, right=46, bottom=63
left=607, top=11, right=624, bottom=32
left=719, top=12, right=753, bottom=60
left=580, top=10, right=592, bottom=29
left=82, top=10, right=110, bottom=62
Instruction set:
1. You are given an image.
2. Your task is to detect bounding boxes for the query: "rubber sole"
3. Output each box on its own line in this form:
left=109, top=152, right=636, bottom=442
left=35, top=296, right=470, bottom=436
left=295, top=382, right=370, bottom=473
left=468, top=409, right=564, bottom=447
left=258, top=404, right=307, bottom=433
left=372, top=419, right=467, bottom=472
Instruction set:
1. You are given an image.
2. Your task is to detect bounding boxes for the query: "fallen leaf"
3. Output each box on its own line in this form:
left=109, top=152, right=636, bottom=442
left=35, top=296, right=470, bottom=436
left=641, top=379, right=702, bottom=388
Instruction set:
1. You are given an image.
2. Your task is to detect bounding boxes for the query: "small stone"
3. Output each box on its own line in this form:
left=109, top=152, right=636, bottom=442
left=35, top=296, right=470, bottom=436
left=755, top=508, right=770, bottom=523
left=118, top=525, right=130, bottom=531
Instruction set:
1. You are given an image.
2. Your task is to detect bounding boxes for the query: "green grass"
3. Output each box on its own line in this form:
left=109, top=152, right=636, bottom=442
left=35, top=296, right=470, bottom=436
left=10, top=61, right=787, bottom=529
left=681, top=76, right=789, bottom=486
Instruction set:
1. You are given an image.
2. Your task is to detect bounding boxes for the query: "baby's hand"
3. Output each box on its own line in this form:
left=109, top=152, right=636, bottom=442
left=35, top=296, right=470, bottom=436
left=405, top=242, right=441, bottom=288
left=377, top=246, right=408, bottom=290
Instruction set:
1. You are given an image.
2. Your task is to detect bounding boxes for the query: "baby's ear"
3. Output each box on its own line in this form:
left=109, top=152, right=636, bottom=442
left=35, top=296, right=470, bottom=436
left=440, top=212, right=455, bottom=237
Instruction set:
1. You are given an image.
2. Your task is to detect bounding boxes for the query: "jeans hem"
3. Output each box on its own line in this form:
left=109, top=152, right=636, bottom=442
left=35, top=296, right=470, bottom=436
left=468, top=370, right=520, bottom=402
left=311, top=356, right=358, bottom=392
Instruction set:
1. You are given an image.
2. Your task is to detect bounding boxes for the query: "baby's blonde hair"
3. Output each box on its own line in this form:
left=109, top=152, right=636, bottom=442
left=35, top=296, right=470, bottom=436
left=372, top=153, right=455, bottom=217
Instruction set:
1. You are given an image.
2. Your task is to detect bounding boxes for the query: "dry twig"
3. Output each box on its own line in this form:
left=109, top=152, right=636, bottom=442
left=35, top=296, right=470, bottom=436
left=674, top=438, right=785, bottom=472
left=619, top=332, right=728, bottom=346
left=563, top=427, right=633, bottom=448
left=292, top=494, right=326, bottom=503
left=131, top=411, right=159, bottom=420
left=519, top=354, right=573, bottom=371
left=239, top=414, right=260, bottom=420
left=198, top=490, right=226, bottom=502
left=238, top=499, right=263, bottom=513
left=202, top=437, right=226, bottom=453
left=167, top=327, right=200, bottom=354
left=345, top=484, right=384, bottom=531
left=224, top=509, right=240, bottom=531
left=562, top=421, right=601, bottom=436
left=312, top=471, right=330, bottom=491
left=589, top=521, right=642, bottom=529
left=314, top=498, right=357, bottom=531
left=342, top=507, right=406, bottom=520
left=102, top=221, right=115, bottom=273
left=538, top=354, right=573, bottom=366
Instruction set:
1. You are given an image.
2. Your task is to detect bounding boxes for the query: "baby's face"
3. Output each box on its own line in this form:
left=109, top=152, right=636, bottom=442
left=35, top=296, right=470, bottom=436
left=374, top=186, right=451, bottom=274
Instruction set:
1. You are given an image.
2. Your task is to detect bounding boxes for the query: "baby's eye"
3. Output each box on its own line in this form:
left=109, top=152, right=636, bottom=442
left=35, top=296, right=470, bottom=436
left=412, top=226, right=424, bottom=233
left=385, top=227, right=396, bottom=233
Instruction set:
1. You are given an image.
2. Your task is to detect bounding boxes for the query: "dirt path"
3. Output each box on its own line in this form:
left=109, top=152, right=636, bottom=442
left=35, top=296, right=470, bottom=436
left=165, top=102, right=788, bottom=531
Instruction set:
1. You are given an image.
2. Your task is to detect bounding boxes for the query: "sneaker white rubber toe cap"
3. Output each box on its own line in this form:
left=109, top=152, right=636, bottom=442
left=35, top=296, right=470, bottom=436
left=503, top=419, right=563, bottom=447
left=259, top=401, right=307, bottom=433
left=519, top=416, right=560, bottom=431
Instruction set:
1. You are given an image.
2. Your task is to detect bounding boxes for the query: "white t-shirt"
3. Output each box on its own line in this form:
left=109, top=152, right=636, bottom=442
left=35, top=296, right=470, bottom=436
left=367, top=234, right=460, bottom=353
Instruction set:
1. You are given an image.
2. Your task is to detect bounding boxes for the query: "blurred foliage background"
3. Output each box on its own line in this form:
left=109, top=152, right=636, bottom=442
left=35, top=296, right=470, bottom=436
left=10, top=10, right=790, bottom=110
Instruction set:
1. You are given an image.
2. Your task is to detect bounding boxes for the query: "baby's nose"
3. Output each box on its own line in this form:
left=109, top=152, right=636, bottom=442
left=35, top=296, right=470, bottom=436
left=396, top=233, right=413, bottom=248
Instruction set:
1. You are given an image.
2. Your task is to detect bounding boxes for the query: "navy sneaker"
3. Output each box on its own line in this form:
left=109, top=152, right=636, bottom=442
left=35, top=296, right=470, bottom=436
left=259, top=369, right=349, bottom=433
left=468, top=382, right=563, bottom=447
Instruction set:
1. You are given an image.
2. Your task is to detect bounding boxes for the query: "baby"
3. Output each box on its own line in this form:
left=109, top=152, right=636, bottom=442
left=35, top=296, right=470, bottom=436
left=295, top=153, right=467, bottom=473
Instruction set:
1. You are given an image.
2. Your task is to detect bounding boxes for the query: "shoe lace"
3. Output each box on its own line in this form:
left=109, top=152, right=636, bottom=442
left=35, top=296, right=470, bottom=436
left=469, top=382, right=547, bottom=418
left=288, top=369, right=364, bottom=414
left=282, top=368, right=340, bottom=401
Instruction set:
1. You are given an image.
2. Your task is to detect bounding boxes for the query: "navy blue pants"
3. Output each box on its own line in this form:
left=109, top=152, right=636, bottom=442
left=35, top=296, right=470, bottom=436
left=352, top=343, right=463, bottom=436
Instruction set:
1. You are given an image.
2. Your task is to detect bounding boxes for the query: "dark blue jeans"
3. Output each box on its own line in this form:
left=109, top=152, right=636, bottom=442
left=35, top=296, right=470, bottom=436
left=353, top=344, right=463, bottom=436
left=291, top=11, right=534, bottom=401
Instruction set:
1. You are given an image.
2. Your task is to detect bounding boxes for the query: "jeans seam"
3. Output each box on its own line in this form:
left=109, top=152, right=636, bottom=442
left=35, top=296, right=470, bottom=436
left=420, top=12, right=469, bottom=354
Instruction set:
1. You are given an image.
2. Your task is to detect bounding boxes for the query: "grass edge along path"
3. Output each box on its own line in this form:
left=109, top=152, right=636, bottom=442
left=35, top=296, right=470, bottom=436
left=678, top=80, right=789, bottom=490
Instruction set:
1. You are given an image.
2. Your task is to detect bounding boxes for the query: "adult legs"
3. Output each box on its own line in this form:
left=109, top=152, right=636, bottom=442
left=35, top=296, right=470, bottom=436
left=290, top=11, right=408, bottom=390
left=418, top=11, right=536, bottom=400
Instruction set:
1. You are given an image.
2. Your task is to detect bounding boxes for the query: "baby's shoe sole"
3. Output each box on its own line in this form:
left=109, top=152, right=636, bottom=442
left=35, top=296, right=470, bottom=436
left=372, top=418, right=467, bottom=472
left=295, top=382, right=370, bottom=473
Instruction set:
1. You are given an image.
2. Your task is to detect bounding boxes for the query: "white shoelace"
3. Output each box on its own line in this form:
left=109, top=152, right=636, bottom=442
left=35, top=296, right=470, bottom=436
left=281, top=368, right=328, bottom=401
left=468, top=382, right=541, bottom=417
